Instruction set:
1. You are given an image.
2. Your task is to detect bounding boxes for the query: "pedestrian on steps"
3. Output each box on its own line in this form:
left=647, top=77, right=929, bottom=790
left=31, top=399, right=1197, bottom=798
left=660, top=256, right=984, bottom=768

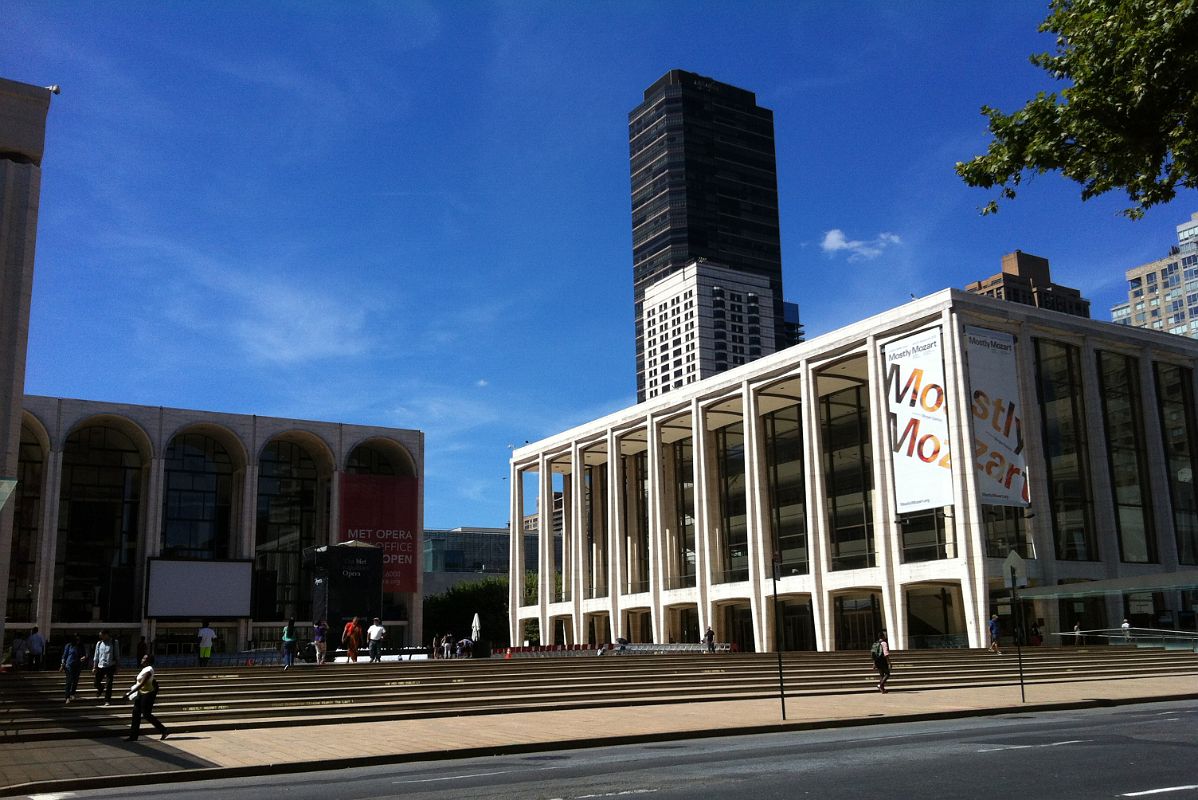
left=871, top=630, right=891, bottom=693
left=125, top=654, right=168, bottom=741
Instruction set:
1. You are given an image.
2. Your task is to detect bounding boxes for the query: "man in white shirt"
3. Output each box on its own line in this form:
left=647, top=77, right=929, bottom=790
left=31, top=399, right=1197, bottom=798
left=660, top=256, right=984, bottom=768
left=125, top=655, right=168, bottom=741
left=196, top=621, right=216, bottom=667
left=1121, top=618, right=1132, bottom=642
left=367, top=618, right=386, bottom=663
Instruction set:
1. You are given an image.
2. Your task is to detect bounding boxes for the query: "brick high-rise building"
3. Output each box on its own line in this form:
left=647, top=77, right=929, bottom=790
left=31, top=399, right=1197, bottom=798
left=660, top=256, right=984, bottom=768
left=964, top=250, right=1091, bottom=318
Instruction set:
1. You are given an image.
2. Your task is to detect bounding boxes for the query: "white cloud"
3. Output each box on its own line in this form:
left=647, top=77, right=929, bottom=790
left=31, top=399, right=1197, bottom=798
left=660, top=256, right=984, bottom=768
left=821, top=229, right=903, bottom=261
left=476, top=379, right=489, bottom=387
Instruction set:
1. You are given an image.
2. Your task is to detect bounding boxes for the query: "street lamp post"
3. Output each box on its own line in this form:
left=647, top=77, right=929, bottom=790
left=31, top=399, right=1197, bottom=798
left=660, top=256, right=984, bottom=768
left=772, top=552, right=786, bottom=720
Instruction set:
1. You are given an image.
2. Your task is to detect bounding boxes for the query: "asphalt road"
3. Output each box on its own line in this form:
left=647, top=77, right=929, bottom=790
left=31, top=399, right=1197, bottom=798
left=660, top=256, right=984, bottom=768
left=54, top=699, right=1198, bottom=800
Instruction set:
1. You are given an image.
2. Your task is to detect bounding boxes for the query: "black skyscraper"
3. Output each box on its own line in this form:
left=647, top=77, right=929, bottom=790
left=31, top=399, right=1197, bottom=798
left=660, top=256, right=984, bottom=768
left=629, top=69, right=789, bottom=400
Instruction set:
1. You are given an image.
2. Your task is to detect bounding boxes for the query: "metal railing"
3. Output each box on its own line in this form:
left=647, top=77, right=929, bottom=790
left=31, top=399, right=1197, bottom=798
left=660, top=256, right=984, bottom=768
left=1054, top=627, right=1198, bottom=651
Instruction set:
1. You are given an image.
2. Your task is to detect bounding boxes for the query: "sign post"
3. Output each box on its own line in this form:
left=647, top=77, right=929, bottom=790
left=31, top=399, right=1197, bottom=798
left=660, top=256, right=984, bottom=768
left=1004, top=551, right=1027, bottom=703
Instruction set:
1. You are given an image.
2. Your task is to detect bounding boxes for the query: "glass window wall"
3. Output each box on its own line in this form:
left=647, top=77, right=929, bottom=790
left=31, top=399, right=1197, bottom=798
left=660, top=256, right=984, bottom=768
left=254, top=441, right=320, bottom=621
left=55, top=425, right=142, bottom=622
left=162, top=433, right=234, bottom=560
left=764, top=404, right=808, bottom=575
left=670, top=438, right=696, bottom=588
left=1154, top=362, right=1198, bottom=564
left=715, top=423, right=748, bottom=583
left=1034, top=340, right=1097, bottom=560
left=821, top=386, right=875, bottom=570
left=1097, top=351, right=1156, bottom=563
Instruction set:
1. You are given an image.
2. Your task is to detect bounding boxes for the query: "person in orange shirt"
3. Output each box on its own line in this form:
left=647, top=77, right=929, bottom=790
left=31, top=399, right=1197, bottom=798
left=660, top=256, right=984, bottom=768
left=342, top=617, right=362, bottom=663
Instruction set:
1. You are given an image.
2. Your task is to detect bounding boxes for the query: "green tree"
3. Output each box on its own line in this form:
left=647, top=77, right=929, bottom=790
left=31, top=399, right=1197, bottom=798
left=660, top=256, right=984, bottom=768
left=956, top=0, right=1198, bottom=218
left=422, top=576, right=511, bottom=650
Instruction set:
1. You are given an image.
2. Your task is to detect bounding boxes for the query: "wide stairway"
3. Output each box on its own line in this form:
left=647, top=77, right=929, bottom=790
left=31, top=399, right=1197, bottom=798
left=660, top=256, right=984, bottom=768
left=2, top=645, right=1194, bottom=742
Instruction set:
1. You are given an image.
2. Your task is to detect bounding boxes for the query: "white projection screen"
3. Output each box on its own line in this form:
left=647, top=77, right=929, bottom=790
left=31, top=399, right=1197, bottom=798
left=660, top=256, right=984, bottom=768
left=146, top=559, right=253, bottom=618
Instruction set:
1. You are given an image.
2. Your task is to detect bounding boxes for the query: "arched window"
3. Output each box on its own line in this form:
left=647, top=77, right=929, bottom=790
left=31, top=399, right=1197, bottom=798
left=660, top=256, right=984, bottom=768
left=254, top=440, right=319, bottom=621
left=55, top=425, right=142, bottom=622
left=162, top=433, right=234, bottom=559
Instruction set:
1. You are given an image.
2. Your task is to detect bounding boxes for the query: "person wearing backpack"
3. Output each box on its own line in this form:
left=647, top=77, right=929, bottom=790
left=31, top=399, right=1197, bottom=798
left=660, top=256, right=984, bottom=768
left=871, top=630, right=892, bottom=693
left=125, top=654, right=169, bottom=741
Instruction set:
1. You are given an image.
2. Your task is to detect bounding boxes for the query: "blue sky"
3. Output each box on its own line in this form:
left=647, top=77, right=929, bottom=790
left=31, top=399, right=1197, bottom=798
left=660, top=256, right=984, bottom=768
left=5, top=2, right=1197, bottom=529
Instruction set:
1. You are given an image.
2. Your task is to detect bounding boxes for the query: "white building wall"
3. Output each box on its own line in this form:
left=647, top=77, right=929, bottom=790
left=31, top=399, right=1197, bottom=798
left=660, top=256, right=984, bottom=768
left=511, top=290, right=1198, bottom=651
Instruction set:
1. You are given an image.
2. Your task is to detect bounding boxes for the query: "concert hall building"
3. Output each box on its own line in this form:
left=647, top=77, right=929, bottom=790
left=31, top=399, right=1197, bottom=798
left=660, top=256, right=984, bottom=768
left=508, top=290, right=1198, bottom=651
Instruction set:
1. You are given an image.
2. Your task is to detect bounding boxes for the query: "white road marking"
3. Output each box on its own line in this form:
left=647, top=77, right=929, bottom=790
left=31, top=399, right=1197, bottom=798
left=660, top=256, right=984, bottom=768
left=576, top=791, right=658, bottom=799
left=29, top=794, right=76, bottom=800
left=1120, top=786, right=1198, bottom=797
left=977, top=739, right=1091, bottom=753
left=394, top=769, right=517, bottom=784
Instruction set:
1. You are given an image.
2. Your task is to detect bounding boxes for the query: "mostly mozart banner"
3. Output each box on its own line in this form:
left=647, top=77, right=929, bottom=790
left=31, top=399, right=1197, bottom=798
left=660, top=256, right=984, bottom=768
left=965, top=326, right=1030, bottom=507
left=338, top=473, right=419, bottom=592
left=883, top=327, right=954, bottom=513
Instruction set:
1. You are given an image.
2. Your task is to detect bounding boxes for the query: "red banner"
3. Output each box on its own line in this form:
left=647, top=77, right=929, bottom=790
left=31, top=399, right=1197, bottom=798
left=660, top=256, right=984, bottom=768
left=338, top=474, right=419, bottom=592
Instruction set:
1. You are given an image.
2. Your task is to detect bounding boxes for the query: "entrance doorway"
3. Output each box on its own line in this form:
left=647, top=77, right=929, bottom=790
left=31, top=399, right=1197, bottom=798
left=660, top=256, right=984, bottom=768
left=834, top=592, right=882, bottom=650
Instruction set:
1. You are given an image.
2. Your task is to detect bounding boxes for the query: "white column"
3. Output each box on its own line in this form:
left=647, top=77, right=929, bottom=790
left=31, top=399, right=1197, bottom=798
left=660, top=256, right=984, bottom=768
left=1140, top=350, right=1179, bottom=569
left=741, top=381, right=771, bottom=651
left=570, top=443, right=586, bottom=644
left=328, top=470, right=342, bottom=545
left=606, top=428, right=624, bottom=641
left=508, top=460, right=523, bottom=647
left=692, top=398, right=717, bottom=636
left=944, top=312, right=984, bottom=648
left=865, top=335, right=900, bottom=644
left=538, top=454, right=553, bottom=643
left=1082, top=337, right=1119, bottom=579
left=801, top=362, right=830, bottom=651
left=237, top=464, right=256, bottom=560
left=645, top=414, right=667, bottom=643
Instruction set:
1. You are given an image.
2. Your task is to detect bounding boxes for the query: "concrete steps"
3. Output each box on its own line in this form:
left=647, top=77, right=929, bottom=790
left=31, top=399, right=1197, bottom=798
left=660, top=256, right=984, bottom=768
left=2, top=646, right=1193, bottom=742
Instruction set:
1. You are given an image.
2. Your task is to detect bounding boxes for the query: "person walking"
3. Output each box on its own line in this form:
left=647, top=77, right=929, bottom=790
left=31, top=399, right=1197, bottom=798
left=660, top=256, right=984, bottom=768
left=313, top=620, right=328, bottom=665
left=59, top=634, right=84, bottom=703
left=988, top=614, right=1003, bottom=654
left=342, top=617, right=362, bottom=663
left=871, top=630, right=892, bottom=693
left=196, top=621, right=216, bottom=667
left=92, top=630, right=120, bottom=705
left=703, top=626, right=715, bottom=653
left=281, top=618, right=297, bottom=671
left=1122, top=618, right=1132, bottom=642
left=124, top=655, right=168, bottom=741
left=367, top=618, right=386, bottom=663
left=26, top=626, right=46, bottom=669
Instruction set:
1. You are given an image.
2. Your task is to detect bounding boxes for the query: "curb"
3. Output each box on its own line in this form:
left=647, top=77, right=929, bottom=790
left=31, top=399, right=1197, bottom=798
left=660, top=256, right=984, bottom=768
left=3, top=691, right=1196, bottom=798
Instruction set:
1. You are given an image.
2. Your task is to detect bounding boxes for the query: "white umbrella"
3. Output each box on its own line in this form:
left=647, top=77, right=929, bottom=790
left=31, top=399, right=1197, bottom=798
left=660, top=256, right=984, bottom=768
left=471, top=612, right=481, bottom=642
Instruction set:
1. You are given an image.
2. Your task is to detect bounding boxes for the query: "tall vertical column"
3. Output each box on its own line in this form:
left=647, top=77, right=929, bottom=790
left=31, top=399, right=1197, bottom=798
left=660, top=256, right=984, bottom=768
left=508, top=460, right=523, bottom=646
left=645, top=414, right=667, bottom=643
left=569, top=443, right=586, bottom=644
left=741, top=381, right=771, bottom=650
left=1081, top=336, right=1119, bottom=581
left=865, top=335, right=900, bottom=645
left=538, top=454, right=552, bottom=643
left=0, top=79, right=53, bottom=650
left=944, top=312, right=984, bottom=648
left=605, top=429, right=623, bottom=641
left=1140, top=351, right=1178, bottom=569
left=800, top=362, right=830, bottom=650
left=692, top=399, right=716, bottom=636
left=34, top=449, right=62, bottom=634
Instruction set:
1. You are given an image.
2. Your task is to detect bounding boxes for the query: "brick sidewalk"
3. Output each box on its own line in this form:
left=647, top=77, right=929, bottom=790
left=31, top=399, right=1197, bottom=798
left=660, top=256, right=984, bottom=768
left=1, top=676, right=1193, bottom=796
